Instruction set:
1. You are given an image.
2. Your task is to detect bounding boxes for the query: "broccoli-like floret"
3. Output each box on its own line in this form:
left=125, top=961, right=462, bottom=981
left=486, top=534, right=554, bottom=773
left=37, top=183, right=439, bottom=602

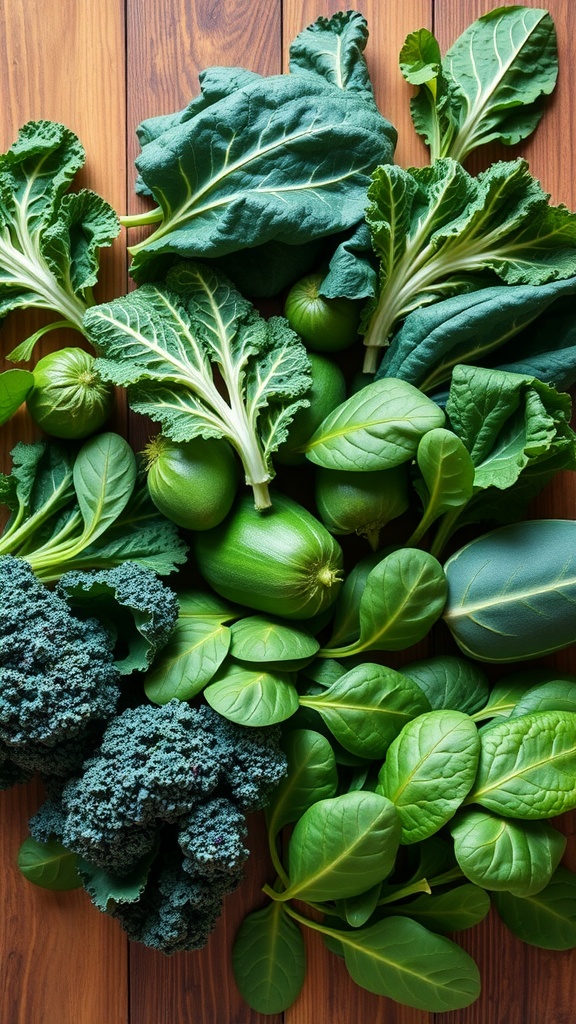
left=0, top=555, right=121, bottom=783
left=57, top=562, right=179, bottom=674
left=29, top=699, right=287, bottom=952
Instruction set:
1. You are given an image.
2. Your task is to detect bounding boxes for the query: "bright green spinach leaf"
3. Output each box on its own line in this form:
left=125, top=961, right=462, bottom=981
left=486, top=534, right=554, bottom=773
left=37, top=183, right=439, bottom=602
left=493, top=866, right=576, bottom=950
left=386, top=884, right=490, bottom=933
left=230, top=615, right=319, bottom=670
left=402, top=655, right=489, bottom=715
left=0, top=369, right=34, bottom=424
left=232, top=902, right=306, bottom=1015
left=204, top=663, right=299, bottom=727
left=266, top=729, right=338, bottom=843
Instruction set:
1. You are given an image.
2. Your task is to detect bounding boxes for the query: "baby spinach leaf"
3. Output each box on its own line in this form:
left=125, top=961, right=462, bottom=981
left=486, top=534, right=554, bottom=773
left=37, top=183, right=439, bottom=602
left=87, top=262, right=310, bottom=509
left=386, top=884, right=490, bottom=933
left=321, top=548, right=447, bottom=658
left=266, top=729, right=338, bottom=842
left=493, top=866, right=576, bottom=950
left=402, top=655, right=489, bottom=715
left=451, top=808, right=566, bottom=896
left=0, top=369, right=34, bottom=425
left=377, top=710, right=480, bottom=844
left=18, top=836, right=81, bottom=891
left=443, top=520, right=576, bottom=661
left=403, top=7, right=558, bottom=163
left=339, top=884, right=382, bottom=928
left=204, top=663, right=299, bottom=727
left=277, top=791, right=401, bottom=903
left=508, top=679, right=576, bottom=719
left=299, top=662, right=431, bottom=759
left=362, top=158, right=576, bottom=372
left=338, top=916, right=480, bottom=1010
left=230, top=615, right=319, bottom=669
left=467, top=710, right=576, bottom=818
left=232, top=902, right=306, bottom=1015
left=326, top=547, right=387, bottom=648
left=470, top=672, right=542, bottom=722
left=72, top=432, right=137, bottom=545
left=304, top=378, right=445, bottom=471
left=144, top=602, right=233, bottom=703
left=409, top=427, right=475, bottom=544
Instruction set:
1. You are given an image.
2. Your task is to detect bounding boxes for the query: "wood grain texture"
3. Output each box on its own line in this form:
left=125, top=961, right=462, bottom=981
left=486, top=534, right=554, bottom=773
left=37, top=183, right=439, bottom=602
left=0, top=2, right=575, bottom=1022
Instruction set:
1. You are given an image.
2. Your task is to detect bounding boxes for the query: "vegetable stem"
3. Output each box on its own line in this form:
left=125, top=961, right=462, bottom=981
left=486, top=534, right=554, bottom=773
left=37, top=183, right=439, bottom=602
left=120, top=207, right=164, bottom=230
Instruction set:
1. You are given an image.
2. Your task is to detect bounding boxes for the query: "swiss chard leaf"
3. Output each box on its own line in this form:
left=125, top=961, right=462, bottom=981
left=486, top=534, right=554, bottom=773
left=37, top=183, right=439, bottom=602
left=362, top=158, right=576, bottom=373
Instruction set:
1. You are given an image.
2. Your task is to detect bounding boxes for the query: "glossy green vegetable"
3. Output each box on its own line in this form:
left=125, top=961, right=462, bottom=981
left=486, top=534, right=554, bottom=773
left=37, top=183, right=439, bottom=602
left=192, top=493, right=343, bottom=620
left=315, top=464, right=409, bottom=548
left=142, top=434, right=237, bottom=530
left=284, top=271, right=362, bottom=351
left=275, top=353, right=346, bottom=465
left=27, top=347, right=113, bottom=438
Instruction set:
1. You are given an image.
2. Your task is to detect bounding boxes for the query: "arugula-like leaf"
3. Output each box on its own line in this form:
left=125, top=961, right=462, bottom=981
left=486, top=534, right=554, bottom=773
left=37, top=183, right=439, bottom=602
left=86, top=262, right=311, bottom=509
left=362, top=158, right=576, bottom=372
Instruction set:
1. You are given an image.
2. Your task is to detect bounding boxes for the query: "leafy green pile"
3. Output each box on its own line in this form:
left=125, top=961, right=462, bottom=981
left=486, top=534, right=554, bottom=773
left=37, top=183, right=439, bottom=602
left=2, top=5, right=576, bottom=1020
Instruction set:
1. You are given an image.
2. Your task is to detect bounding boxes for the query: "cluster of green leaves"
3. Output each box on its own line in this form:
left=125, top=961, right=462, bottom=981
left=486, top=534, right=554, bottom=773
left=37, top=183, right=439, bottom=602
left=0, top=432, right=187, bottom=581
left=232, top=661, right=576, bottom=1014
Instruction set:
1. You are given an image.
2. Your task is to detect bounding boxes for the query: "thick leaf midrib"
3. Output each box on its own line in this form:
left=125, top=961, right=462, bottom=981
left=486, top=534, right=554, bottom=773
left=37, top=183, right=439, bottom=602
left=446, top=572, right=576, bottom=621
left=286, top=814, right=384, bottom=899
left=301, top=695, right=411, bottom=718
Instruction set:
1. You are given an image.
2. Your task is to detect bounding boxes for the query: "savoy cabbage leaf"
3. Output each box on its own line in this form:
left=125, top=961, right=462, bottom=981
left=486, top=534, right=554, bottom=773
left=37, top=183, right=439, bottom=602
left=85, top=262, right=311, bottom=509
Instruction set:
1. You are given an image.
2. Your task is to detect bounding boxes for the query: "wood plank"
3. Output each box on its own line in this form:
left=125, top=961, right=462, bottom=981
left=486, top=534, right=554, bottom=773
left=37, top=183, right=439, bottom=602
left=123, top=4, right=285, bottom=1021
left=0, top=2, right=129, bottom=1022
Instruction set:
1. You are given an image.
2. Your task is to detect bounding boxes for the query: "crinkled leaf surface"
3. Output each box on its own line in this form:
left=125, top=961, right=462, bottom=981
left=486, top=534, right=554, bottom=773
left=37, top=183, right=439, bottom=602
left=467, top=710, right=576, bottom=818
left=289, top=10, right=373, bottom=96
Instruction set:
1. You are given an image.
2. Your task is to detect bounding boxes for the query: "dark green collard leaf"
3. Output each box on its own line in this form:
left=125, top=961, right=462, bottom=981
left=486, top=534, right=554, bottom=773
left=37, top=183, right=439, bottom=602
left=362, top=158, right=576, bottom=371
left=129, top=69, right=396, bottom=281
left=78, top=848, right=157, bottom=912
left=388, top=884, right=490, bottom=934
left=143, top=593, right=234, bottom=703
left=0, top=369, right=33, bottom=424
left=87, top=263, right=311, bottom=507
left=376, top=277, right=576, bottom=393
left=493, top=866, right=576, bottom=950
left=204, top=663, right=299, bottom=727
left=377, top=710, right=480, bottom=844
left=266, top=729, right=338, bottom=841
left=443, top=520, right=576, bottom=662
left=469, top=710, right=576, bottom=818
left=337, top=916, right=480, bottom=1011
left=446, top=365, right=576, bottom=496
left=289, top=10, right=373, bottom=98
left=304, top=378, right=445, bottom=471
left=230, top=615, right=319, bottom=669
left=18, top=837, right=81, bottom=891
left=451, top=808, right=566, bottom=897
left=233, top=902, right=306, bottom=1015
left=402, top=655, right=489, bottom=715
left=440, top=7, right=557, bottom=162
left=0, top=120, right=118, bottom=329
left=299, top=662, right=431, bottom=759
left=322, top=548, right=447, bottom=657
left=279, top=791, right=401, bottom=903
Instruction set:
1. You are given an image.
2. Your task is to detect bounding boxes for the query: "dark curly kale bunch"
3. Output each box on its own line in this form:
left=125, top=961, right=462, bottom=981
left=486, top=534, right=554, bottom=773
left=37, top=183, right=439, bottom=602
left=30, top=700, right=288, bottom=953
left=0, top=555, right=122, bottom=785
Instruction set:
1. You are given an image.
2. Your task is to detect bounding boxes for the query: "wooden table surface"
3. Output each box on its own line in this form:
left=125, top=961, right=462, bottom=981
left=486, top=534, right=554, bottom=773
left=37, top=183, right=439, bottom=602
left=0, top=1, right=575, bottom=1022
